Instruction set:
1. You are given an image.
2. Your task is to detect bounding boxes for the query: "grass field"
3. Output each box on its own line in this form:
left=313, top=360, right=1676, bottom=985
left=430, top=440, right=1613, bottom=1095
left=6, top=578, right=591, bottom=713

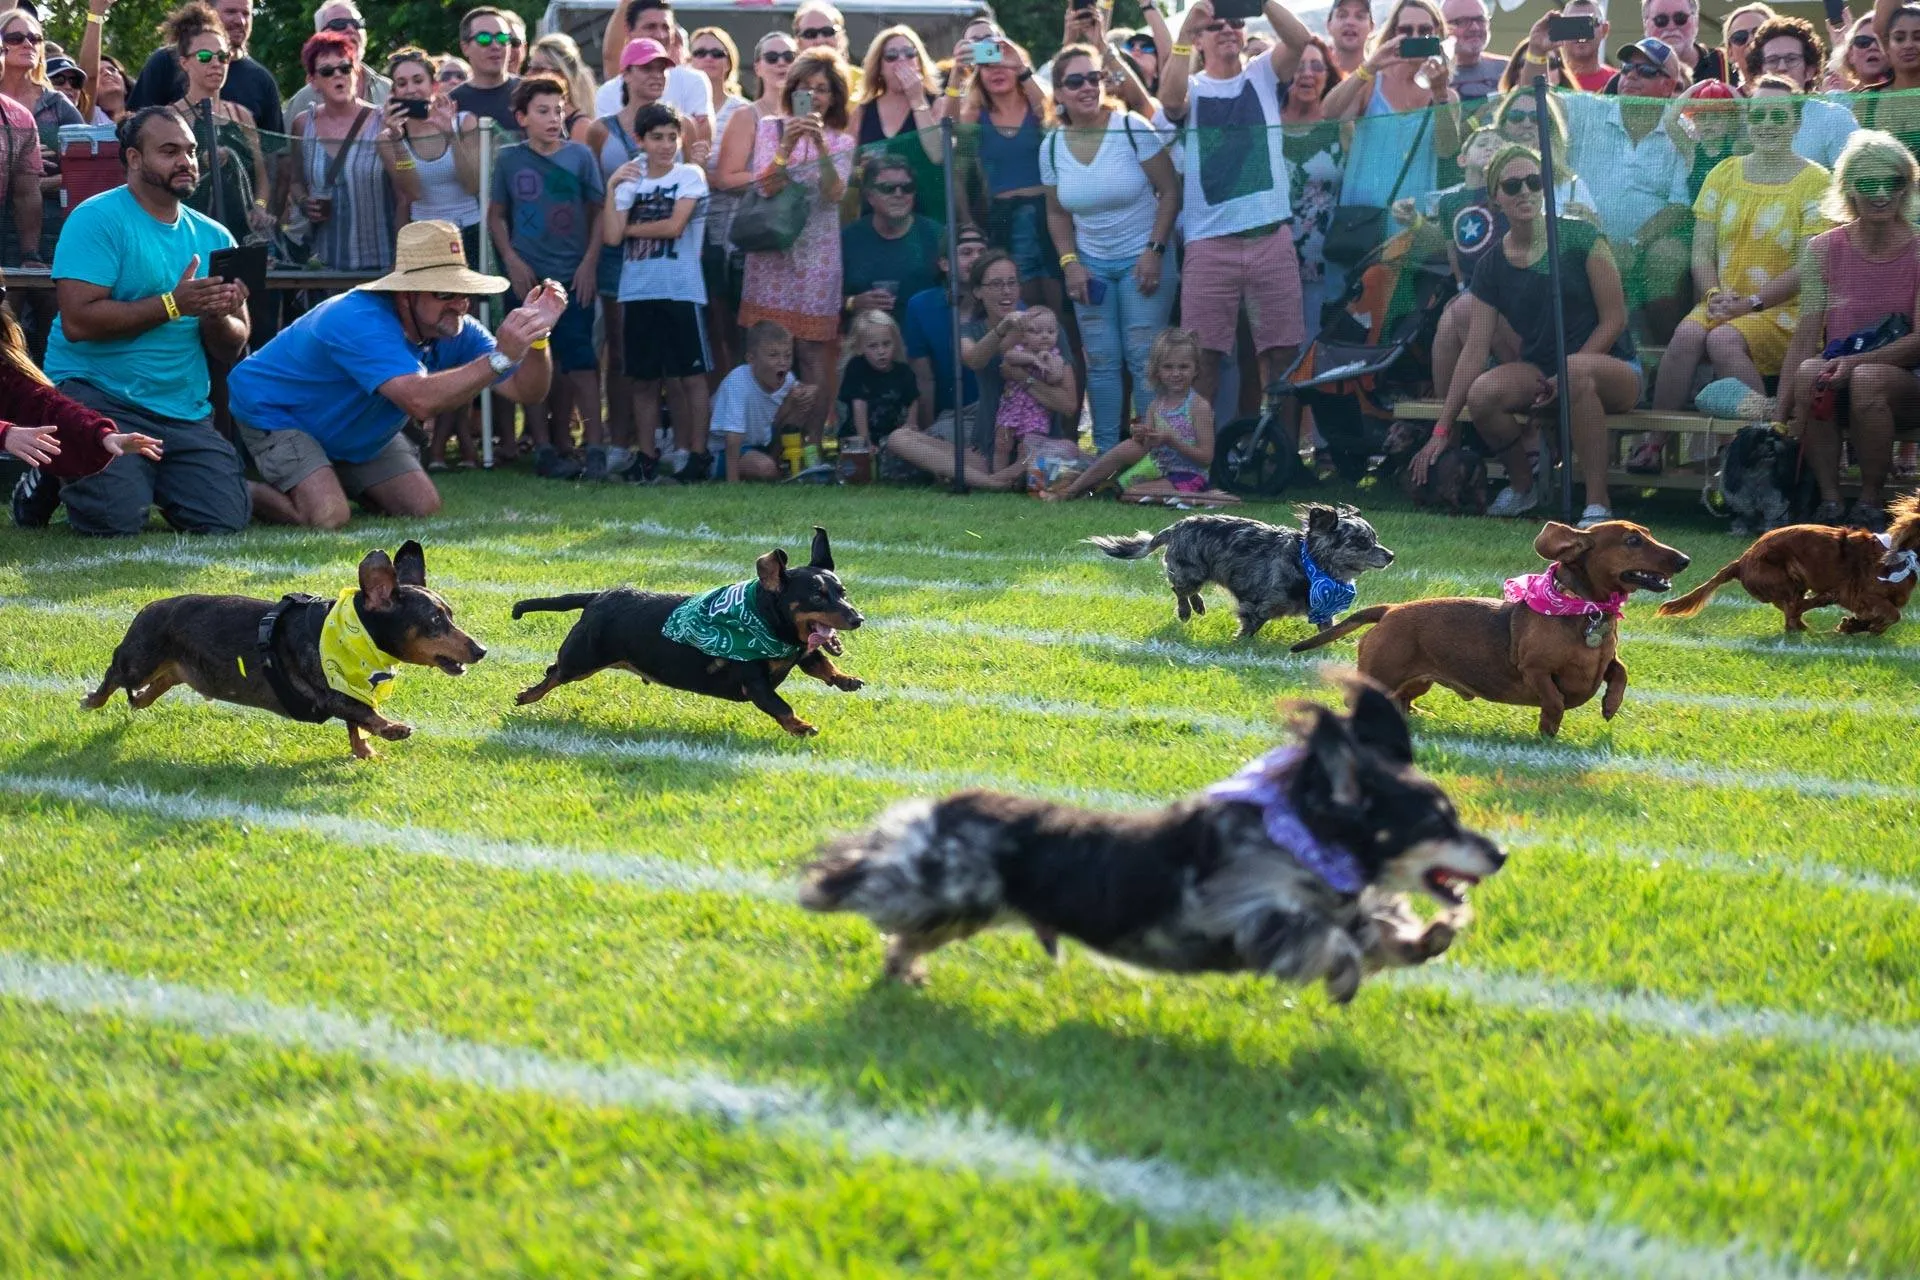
left=2, top=474, right=1917, bottom=1278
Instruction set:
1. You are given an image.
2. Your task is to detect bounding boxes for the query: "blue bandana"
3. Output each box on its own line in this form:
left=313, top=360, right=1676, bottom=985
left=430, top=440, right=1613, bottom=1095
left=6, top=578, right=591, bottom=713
left=1206, top=746, right=1365, bottom=894
left=1301, top=544, right=1357, bottom=627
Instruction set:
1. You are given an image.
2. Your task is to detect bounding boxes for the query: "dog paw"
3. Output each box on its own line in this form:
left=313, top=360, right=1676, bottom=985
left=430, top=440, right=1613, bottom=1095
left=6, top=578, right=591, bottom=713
left=832, top=675, right=865, bottom=692
left=375, top=721, right=413, bottom=742
left=778, top=715, right=819, bottom=737
left=1416, top=919, right=1456, bottom=961
left=1323, top=956, right=1362, bottom=1005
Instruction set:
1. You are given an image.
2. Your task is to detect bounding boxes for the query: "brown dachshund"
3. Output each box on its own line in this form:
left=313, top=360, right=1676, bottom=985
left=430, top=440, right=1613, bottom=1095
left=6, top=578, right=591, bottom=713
left=1292, top=521, right=1691, bottom=736
left=1658, top=496, right=1920, bottom=634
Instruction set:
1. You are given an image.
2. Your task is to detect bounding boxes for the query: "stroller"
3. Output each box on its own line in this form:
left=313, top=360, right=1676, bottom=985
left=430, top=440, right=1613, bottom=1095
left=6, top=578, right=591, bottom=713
left=1211, top=225, right=1455, bottom=496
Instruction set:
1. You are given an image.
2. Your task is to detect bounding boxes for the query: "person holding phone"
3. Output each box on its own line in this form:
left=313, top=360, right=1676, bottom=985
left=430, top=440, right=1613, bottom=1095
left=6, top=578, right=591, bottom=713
left=959, top=33, right=1061, bottom=317
left=1041, top=42, right=1180, bottom=451
left=1323, top=0, right=1461, bottom=218
left=163, top=2, right=271, bottom=246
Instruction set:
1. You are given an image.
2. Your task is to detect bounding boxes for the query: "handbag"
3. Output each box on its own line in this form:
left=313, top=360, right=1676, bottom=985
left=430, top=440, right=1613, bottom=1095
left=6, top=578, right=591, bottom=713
left=730, top=119, right=813, bottom=254
left=1321, top=111, right=1430, bottom=268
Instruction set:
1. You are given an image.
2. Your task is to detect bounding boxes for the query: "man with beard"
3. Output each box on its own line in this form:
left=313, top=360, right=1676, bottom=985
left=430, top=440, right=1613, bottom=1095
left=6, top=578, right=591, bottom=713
left=226, top=221, right=563, bottom=529
left=37, top=108, right=252, bottom=537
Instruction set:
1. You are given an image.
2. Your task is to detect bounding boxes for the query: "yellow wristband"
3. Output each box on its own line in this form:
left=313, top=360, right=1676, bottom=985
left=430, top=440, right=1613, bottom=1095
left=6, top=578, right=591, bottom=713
left=393, top=159, right=416, bottom=171
left=772, top=153, right=788, bottom=168
left=944, top=85, right=964, bottom=97
left=85, top=11, right=104, bottom=22
left=161, top=291, right=180, bottom=321
left=1057, top=252, right=1079, bottom=266
left=1170, top=42, right=1193, bottom=55
left=1355, top=64, right=1376, bottom=81
left=530, top=338, right=549, bottom=350
left=1523, top=51, right=1548, bottom=64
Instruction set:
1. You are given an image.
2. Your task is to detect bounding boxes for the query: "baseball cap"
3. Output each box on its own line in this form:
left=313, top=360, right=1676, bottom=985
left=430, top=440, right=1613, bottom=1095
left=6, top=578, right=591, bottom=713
left=1619, top=37, right=1679, bottom=75
left=45, top=54, right=83, bottom=83
left=620, top=37, right=675, bottom=68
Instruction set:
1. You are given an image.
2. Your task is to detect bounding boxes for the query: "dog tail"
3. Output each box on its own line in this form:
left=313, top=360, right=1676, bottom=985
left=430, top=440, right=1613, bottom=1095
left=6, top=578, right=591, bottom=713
left=799, top=798, right=1002, bottom=930
left=1657, top=562, right=1740, bottom=618
left=1289, top=605, right=1392, bottom=653
left=1084, top=529, right=1167, bottom=560
left=511, top=592, right=602, bottom=620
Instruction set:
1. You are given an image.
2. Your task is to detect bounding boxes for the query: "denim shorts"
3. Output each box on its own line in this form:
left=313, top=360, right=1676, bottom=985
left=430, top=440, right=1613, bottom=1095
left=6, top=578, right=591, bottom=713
left=510, top=290, right=599, bottom=373
left=988, top=196, right=1060, bottom=281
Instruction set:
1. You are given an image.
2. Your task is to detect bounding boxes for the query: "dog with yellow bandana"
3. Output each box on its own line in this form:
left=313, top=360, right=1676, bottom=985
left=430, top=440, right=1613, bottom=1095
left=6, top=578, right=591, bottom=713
left=83, top=541, right=486, bottom=759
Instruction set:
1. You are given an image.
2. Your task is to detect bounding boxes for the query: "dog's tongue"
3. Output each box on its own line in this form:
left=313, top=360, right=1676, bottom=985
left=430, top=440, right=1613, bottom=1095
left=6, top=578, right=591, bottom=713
left=804, top=624, right=838, bottom=655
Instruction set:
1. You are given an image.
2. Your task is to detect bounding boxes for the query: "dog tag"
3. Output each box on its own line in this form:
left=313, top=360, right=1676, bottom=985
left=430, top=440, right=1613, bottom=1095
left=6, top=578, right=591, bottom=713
left=1584, top=614, right=1610, bottom=648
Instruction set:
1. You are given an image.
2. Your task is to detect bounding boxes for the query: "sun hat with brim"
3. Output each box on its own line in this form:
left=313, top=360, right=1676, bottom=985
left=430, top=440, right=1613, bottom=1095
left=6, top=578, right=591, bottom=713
left=621, top=37, right=675, bottom=68
left=360, top=220, right=509, bottom=294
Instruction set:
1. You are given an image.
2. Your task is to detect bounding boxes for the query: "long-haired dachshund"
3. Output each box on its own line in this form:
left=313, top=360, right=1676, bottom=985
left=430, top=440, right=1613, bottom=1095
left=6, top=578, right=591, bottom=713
left=801, top=679, right=1504, bottom=1003
left=1659, top=495, right=1920, bottom=634
left=1292, top=521, right=1691, bottom=736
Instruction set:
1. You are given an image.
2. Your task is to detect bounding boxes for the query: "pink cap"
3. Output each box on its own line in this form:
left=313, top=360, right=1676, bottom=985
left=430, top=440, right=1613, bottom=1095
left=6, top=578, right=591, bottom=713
left=621, top=37, right=675, bottom=68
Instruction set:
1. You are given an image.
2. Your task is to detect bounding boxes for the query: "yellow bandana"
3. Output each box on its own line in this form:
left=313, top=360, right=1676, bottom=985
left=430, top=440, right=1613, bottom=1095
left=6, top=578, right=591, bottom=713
left=318, top=587, right=401, bottom=708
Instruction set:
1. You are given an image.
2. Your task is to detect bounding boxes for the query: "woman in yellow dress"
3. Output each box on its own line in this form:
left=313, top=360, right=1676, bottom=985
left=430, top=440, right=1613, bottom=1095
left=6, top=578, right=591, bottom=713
left=1635, top=76, right=1831, bottom=472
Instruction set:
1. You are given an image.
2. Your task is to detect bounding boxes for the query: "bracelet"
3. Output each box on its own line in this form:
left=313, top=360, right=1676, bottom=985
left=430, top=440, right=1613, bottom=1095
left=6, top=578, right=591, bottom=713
left=394, top=158, right=416, bottom=171
left=161, top=291, right=180, bottom=321
left=1354, top=64, right=1376, bottom=81
left=85, top=11, right=104, bottom=22
left=1430, top=423, right=1450, bottom=439
left=1057, top=252, right=1080, bottom=267
left=1170, top=42, right=1193, bottom=55
left=253, top=197, right=267, bottom=209
left=1017, top=68, right=1033, bottom=83
left=772, top=152, right=788, bottom=168
left=530, top=338, right=549, bottom=350
left=1523, top=51, right=1548, bottom=64
left=945, top=85, right=964, bottom=97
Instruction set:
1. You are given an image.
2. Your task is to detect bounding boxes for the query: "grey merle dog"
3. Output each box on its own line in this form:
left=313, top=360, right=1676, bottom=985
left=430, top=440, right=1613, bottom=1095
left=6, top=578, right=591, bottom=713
left=1087, top=507, right=1395, bottom=638
left=801, top=679, right=1504, bottom=1001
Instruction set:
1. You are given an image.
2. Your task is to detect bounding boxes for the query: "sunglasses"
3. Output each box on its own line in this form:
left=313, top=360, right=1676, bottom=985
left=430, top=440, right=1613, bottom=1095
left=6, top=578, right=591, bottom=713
left=313, top=61, right=353, bottom=77
left=797, top=24, right=839, bottom=38
left=1647, top=11, right=1689, bottom=28
left=760, top=48, right=795, bottom=64
left=191, top=48, right=231, bottom=63
left=1396, top=24, right=1436, bottom=36
left=1059, top=71, right=1101, bottom=89
left=690, top=45, right=728, bottom=59
left=1854, top=175, right=1908, bottom=197
left=468, top=30, right=511, bottom=45
left=1, top=31, right=42, bottom=47
left=1622, top=59, right=1669, bottom=76
left=882, top=47, right=917, bottom=61
left=871, top=180, right=914, bottom=194
left=1854, top=33, right=1882, bottom=47
left=1126, top=38, right=1156, bottom=52
left=1728, top=28, right=1755, bottom=43
left=1202, top=20, right=1246, bottom=32
left=322, top=17, right=363, bottom=31
left=429, top=291, right=469, bottom=300
left=1502, top=109, right=1538, bottom=126
left=1499, top=173, right=1543, bottom=194
left=1748, top=105, right=1795, bottom=124
left=438, top=68, right=468, bottom=82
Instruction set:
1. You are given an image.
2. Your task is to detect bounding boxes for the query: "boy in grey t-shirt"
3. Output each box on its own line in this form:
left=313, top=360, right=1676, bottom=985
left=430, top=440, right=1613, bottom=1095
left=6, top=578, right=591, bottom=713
left=710, top=321, right=818, bottom=482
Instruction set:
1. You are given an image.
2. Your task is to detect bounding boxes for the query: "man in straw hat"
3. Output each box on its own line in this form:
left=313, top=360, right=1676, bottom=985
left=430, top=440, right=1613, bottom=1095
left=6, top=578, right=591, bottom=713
left=227, top=219, right=565, bottom=529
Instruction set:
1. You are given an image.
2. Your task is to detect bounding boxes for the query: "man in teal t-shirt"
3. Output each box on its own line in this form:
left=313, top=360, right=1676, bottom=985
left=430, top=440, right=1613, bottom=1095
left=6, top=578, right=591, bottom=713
left=40, top=108, right=254, bottom=537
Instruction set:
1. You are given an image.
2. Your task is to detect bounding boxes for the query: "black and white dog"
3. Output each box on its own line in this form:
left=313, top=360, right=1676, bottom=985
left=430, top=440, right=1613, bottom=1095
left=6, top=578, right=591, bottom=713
left=1717, top=423, right=1816, bottom=536
left=801, top=680, right=1504, bottom=1003
left=1087, top=507, right=1396, bottom=638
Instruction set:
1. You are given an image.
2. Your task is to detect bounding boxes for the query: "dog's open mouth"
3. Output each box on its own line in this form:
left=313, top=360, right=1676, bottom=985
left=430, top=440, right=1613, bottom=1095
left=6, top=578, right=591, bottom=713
left=1423, top=867, right=1480, bottom=905
left=1620, top=570, right=1673, bottom=593
left=806, top=625, right=843, bottom=657
left=434, top=657, right=469, bottom=676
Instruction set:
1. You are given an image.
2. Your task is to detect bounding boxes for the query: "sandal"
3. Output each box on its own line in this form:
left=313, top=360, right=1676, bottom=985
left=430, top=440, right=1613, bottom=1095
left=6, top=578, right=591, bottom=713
left=1624, top=438, right=1665, bottom=475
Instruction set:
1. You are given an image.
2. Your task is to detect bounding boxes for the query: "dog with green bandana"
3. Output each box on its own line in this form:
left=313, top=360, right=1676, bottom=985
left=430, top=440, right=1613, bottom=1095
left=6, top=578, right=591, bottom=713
left=512, top=527, right=867, bottom=736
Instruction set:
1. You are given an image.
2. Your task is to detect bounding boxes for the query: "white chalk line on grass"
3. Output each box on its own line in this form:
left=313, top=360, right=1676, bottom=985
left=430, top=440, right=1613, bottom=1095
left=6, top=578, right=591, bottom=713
left=1425, top=737, right=1920, bottom=801
left=0, top=951, right=1837, bottom=1280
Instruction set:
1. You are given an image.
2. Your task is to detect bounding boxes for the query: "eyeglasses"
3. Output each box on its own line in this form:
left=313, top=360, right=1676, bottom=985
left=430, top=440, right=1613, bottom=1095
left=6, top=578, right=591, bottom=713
left=1760, top=51, right=1807, bottom=68
left=760, top=48, right=795, bottom=64
left=191, top=48, right=231, bottom=63
left=1498, top=173, right=1543, bottom=194
left=1854, top=33, right=1882, bottom=48
left=797, top=25, right=839, bottom=38
left=1059, top=71, right=1101, bottom=89
left=690, top=45, right=728, bottom=59
left=429, top=291, right=469, bottom=300
left=1647, top=11, right=1690, bottom=28
left=1, top=31, right=43, bottom=47
left=312, top=62, right=353, bottom=77
left=467, top=30, right=511, bottom=46
left=1748, top=105, right=1795, bottom=124
left=322, top=17, right=363, bottom=31
left=1395, top=24, right=1437, bottom=36
left=1854, top=175, right=1908, bottom=197
left=871, top=180, right=914, bottom=194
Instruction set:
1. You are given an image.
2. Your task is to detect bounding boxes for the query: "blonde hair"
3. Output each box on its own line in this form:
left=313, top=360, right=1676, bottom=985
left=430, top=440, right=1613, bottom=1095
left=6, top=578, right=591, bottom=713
left=858, top=24, right=935, bottom=105
left=528, top=33, right=596, bottom=115
left=1484, top=142, right=1542, bottom=198
left=688, top=26, right=741, bottom=98
left=1, top=10, right=48, bottom=90
left=1822, top=128, right=1920, bottom=222
left=1146, top=328, right=1202, bottom=393
left=1367, top=0, right=1446, bottom=60
left=845, top=309, right=905, bottom=365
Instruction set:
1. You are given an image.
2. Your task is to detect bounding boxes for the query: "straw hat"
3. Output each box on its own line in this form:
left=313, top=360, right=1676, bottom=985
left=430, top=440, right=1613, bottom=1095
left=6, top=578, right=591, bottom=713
left=361, top=220, right=509, bottom=295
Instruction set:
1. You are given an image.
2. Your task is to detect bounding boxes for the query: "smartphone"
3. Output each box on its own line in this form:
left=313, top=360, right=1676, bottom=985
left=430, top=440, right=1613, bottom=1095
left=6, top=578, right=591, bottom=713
left=1211, top=0, right=1264, bottom=19
left=1398, top=34, right=1444, bottom=57
left=791, top=88, right=815, bottom=117
left=1823, top=0, right=1848, bottom=25
left=1085, top=276, right=1107, bottom=305
left=971, top=38, right=1002, bottom=64
left=1546, top=14, right=1596, bottom=41
left=399, top=97, right=431, bottom=119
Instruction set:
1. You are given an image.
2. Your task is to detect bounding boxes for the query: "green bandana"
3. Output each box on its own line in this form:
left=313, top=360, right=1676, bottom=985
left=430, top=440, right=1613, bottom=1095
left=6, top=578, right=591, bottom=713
left=662, top=580, right=800, bottom=662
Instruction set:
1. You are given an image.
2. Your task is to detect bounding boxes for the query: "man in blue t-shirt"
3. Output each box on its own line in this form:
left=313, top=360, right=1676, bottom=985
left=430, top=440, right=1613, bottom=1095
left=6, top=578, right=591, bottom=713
left=35, top=108, right=252, bottom=537
left=901, top=224, right=985, bottom=431
left=228, top=220, right=565, bottom=529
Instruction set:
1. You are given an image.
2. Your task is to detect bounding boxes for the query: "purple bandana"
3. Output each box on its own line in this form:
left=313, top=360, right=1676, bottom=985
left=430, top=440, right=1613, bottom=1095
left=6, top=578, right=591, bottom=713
left=1502, top=569, right=1626, bottom=619
left=1206, top=746, right=1364, bottom=894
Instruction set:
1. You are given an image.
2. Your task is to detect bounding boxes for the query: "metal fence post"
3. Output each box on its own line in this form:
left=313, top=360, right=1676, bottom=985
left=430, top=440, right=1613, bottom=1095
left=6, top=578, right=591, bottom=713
left=1533, top=76, right=1574, bottom=522
left=478, top=121, right=494, bottom=470
left=941, top=115, right=966, bottom=495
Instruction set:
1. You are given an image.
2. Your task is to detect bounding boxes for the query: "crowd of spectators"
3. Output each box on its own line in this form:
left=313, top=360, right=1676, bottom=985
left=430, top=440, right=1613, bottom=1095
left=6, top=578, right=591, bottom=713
left=3, top=0, right=1920, bottom=535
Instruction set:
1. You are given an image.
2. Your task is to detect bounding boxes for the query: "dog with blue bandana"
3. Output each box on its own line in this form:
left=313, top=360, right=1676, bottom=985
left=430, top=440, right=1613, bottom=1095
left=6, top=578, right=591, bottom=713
left=1087, top=506, right=1396, bottom=639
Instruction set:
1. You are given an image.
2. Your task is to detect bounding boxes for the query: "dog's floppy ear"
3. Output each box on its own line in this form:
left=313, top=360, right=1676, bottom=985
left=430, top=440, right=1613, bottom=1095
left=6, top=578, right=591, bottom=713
left=394, top=540, right=427, bottom=587
left=809, top=526, right=834, bottom=571
left=756, top=548, right=789, bottom=593
left=1534, top=522, right=1592, bottom=565
left=1343, top=677, right=1413, bottom=765
left=358, top=549, right=398, bottom=610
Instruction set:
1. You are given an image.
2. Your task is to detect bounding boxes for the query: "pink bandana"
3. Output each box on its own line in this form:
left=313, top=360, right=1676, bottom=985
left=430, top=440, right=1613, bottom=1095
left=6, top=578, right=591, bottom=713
left=1502, top=569, right=1626, bottom=618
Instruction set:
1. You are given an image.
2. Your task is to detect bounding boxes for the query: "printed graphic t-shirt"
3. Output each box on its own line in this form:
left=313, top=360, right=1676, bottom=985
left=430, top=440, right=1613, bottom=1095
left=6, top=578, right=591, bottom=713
left=613, top=161, right=709, bottom=304
left=490, top=140, right=606, bottom=281
left=1179, top=55, right=1292, bottom=240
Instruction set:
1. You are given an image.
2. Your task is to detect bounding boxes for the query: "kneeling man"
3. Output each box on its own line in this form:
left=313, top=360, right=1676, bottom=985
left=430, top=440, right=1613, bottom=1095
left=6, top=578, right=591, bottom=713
left=230, top=219, right=565, bottom=529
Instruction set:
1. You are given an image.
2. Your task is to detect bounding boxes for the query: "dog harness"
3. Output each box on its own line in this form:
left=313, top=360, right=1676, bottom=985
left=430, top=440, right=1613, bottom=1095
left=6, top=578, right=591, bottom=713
left=1206, top=746, right=1364, bottom=895
left=1299, top=545, right=1357, bottom=627
left=1877, top=533, right=1920, bottom=584
left=255, top=593, right=333, bottom=724
left=317, top=587, right=401, bottom=708
left=663, top=580, right=802, bottom=662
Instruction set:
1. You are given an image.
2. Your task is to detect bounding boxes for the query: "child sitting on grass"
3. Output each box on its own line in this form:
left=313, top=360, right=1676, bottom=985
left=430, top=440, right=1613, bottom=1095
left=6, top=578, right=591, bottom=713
left=1048, top=328, right=1238, bottom=505
left=710, top=320, right=819, bottom=482
left=836, top=309, right=922, bottom=465
left=988, top=307, right=1070, bottom=486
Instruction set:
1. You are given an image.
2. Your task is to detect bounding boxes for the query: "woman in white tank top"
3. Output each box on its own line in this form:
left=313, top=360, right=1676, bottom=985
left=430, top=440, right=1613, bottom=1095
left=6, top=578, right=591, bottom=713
left=387, top=49, right=481, bottom=251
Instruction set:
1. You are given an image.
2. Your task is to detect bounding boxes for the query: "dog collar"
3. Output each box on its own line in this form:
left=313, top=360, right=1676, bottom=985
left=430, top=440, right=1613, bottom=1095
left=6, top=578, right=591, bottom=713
left=1502, top=569, right=1625, bottom=619
left=319, top=587, right=402, bottom=708
left=1876, top=533, right=1919, bottom=584
left=663, top=580, right=804, bottom=662
left=1206, top=746, right=1365, bottom=895
left=1299, top=544, right=1357, bottom=627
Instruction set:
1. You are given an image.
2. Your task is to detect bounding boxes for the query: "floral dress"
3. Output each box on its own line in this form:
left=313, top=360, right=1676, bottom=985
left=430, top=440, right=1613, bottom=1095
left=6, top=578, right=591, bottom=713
left=1282, top=118, right=1345, bottom=291
left=737, top=114, right=854, bottom=343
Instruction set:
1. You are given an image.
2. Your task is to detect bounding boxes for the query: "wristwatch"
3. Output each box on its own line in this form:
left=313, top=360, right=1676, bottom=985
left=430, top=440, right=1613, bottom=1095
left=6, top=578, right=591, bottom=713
left=1017, top=68, right=1034, bottom=83
left=1747, top=294, right=1764, bottom=313
left=1144, top=241, right=1166, bottom=256
left=488, top=350, right=515, bottom=375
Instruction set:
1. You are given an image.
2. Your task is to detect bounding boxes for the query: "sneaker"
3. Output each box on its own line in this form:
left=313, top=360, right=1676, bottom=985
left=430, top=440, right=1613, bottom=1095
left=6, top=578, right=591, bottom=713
left=534, top=444, right=584, bottom=480
left=1846, top=500, right=1889, bottom=533
left=604, top=446, right=633, bottom=477
left=1485, top=486, right=1539, bottom=518
left=679, top=450, right=712, bottom=483
left=1575, top=503, right=1613, bottom=530
left=622, top=452, right=676, bottom=484
left=660, top=447, right=690, bottom=478
left=580, top=445, right=609, bottom=484
left=1811, top=499, right=1845, bottom=526
left=10, top=468, right=60, bottom=528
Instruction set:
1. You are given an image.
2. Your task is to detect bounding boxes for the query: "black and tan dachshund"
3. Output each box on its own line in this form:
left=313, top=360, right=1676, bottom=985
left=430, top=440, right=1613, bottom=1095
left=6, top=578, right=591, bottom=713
left=512, top=526, right=866, bottom=736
